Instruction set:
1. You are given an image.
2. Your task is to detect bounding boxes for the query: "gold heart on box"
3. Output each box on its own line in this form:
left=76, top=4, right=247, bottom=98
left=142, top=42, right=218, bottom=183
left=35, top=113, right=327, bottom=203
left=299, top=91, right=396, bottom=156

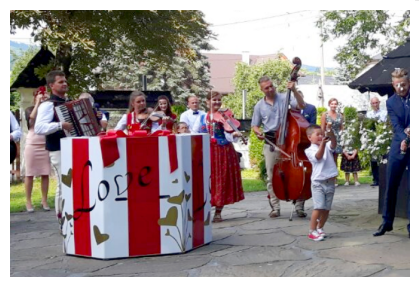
left=185, top=193, right=191, bottom=202
left=65, top=212, right=73, bottom=221
left=172, top=179, right=178, bottom=184
left=204, top=211, right=211, bottom=226
left=168, top=191, right=184, bottom=205
left=62, top=168, right=72, bottom=188
left=158, top=207, right=178, bottom=226
left=184, top=171, right=191, bottom=183
left=93, top=225, right=109, bottom=245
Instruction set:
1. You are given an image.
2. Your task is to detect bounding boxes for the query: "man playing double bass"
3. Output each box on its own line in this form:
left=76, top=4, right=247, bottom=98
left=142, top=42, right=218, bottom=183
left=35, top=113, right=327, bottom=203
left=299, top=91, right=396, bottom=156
left=251, top=76, right=306, bottom=218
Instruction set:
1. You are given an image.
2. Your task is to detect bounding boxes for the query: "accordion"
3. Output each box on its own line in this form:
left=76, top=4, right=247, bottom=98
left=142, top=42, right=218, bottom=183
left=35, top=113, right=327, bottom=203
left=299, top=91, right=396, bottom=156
left=54, top=98, right=101, bottom=137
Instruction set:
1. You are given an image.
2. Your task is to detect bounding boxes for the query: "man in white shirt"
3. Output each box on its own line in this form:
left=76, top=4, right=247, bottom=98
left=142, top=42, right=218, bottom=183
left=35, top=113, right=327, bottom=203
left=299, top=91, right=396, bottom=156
left=366, top=96, right=387, bottom=187
left=366, top=96, right=387, bottom=122
left=179, top=95, right=206, bottom=133
left=10, top=111, right=22, bottom=164
left=35, top=70, right=73, bottom=222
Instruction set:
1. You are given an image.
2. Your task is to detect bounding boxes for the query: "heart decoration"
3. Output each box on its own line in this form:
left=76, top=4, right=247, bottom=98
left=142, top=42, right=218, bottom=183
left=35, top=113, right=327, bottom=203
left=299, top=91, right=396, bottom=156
left=62, top=168, right=72, bottom=188
left=93, top=225, right=110, bottom=245
left=104, top=163, right=115, bottom=168
left=168, top=191, right=184, bottom=205
left=65, top=212, right=73, bottom=221
left=185, top=193, right=191, bottom=202
left=184, top=171, right=191, bottom=183
left=172, top=179, right=178, bottom=184
left=158, top=207, right=178, bottom=226
left=204, top=211, right=211, bottom=226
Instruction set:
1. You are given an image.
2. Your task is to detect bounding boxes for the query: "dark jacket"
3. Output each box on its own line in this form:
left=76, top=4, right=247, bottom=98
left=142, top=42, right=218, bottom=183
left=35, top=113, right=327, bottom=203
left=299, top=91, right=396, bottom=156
left=386, top=91, right=410, bottom=159
left=301, top=103, right=317, bottom=125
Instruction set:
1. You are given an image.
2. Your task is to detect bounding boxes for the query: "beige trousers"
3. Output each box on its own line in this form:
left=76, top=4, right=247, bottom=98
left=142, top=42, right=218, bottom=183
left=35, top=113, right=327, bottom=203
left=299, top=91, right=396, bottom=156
left=49, top=151, right=62, bottom=217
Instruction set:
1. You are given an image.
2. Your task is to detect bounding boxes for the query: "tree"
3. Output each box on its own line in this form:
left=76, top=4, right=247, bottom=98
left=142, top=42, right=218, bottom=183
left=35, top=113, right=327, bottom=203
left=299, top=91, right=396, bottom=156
left=223, top=58, right=291, bottom=119
left=10, top=10, right=212, bottom=95
left=10, top=47, right=39, bottom=110
left=100, top=37, right=213, bottom=104
left=317, top=10, right=410, bottom=81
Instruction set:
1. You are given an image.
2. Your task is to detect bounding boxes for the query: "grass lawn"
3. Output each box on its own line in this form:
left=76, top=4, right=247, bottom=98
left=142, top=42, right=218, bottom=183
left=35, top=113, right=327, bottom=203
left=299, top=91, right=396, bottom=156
left=10, top=166, right=373, bottom=213
left=10, top=177, right=57, bottom=213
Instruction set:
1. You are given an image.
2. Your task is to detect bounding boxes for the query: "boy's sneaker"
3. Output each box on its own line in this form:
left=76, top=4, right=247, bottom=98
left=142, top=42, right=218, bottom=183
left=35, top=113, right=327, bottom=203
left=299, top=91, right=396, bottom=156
left=317, top=228, right=326, bottom=238
left=308, top=230, right=324, bottom=241
left=355, top=181, right=361, bottom=186
left=344, top=182, right=350, bottom=186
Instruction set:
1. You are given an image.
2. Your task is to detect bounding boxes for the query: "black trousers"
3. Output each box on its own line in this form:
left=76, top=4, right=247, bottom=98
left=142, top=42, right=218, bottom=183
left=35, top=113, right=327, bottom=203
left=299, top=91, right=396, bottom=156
left=370, top=160, right=379, bottom=184
left=10, top=141, right=16, bottom=164
left=382, top=151, right=410, bottom=231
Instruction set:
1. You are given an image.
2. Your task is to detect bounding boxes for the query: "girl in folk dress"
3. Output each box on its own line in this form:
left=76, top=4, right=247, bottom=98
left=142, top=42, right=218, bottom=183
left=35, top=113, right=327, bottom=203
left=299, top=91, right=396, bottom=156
left=194, top=91, right=244, bottom=222
left=153, top=95, right=177, bottom=133
left=24, top=87, right=51, bottom=212
left=115, top=91, right=152, bottom=134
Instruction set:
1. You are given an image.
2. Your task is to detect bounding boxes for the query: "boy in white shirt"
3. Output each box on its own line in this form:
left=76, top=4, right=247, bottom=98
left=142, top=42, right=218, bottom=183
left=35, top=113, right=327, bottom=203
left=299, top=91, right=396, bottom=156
left=304, top=124, right=338, bottom=241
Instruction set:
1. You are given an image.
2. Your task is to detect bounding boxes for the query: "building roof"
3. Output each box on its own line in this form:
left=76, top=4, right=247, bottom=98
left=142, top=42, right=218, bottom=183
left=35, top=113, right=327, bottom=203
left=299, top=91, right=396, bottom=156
left=10, top=47, right=55, bottom=91
left=203, top=52, right=288, bottom=94
left=349, top=38, right=410, bottom=96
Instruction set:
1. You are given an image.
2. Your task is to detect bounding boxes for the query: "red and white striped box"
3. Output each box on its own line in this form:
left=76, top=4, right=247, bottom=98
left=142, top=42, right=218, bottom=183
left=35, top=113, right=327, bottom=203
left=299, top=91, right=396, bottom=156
left=60, top=134, right=211, bottom=259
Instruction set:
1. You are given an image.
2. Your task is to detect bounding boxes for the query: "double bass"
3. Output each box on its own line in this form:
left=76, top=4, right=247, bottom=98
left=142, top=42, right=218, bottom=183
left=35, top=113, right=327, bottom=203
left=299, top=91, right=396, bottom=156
left=270, top=57, right=312, bottom=215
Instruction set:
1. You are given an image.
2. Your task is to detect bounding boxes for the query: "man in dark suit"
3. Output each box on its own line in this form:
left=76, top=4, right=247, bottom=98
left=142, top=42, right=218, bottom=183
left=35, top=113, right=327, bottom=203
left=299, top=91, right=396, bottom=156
left=298, top=90, right=317, bottom=125
left=374, top=68, right=410, bottom=237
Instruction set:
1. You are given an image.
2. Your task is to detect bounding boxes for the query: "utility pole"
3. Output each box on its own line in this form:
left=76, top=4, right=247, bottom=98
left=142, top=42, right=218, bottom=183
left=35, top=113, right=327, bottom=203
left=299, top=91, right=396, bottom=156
left=319, top=21, right=325, bottom=107
left=241, top=51, right=250, bottom=119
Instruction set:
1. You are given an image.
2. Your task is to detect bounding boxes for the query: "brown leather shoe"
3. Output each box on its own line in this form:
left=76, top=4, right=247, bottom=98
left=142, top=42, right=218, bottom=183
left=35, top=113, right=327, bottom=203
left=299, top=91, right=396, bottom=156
left=269, top=210, right=280, bottom=218
left=296, top=210, right=307, bottom=218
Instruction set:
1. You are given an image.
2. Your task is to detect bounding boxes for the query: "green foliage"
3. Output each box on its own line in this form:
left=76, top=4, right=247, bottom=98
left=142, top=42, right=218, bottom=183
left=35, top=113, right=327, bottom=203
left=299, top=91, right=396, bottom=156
left=317, top=10, right=410, bottom=80
left=101, top=37, right=213, bottom=104
left=171, top=104, right=187, bottom=118
left=10, top=10, right=213, bottom=97
left=316, top=107, right=327, bottom=125
left=249, top=130, right=265, bottom=167
left=10, top=47, right=39, bottom=110
left=343, top=106, right=358, bottom=122
left=223, top=58, right=291, bottom=119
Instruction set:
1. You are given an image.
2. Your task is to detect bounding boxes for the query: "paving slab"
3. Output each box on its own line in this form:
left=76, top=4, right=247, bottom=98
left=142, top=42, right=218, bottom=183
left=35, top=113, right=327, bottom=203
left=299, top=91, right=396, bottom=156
left=10, top=184, right=410, bottom=277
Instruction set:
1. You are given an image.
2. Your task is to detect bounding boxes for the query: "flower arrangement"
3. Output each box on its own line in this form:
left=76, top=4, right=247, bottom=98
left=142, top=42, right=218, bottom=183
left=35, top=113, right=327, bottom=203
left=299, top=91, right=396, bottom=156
left=359, top=117, right=393, bottom=164
left=339, top=106, right=392, bottom=165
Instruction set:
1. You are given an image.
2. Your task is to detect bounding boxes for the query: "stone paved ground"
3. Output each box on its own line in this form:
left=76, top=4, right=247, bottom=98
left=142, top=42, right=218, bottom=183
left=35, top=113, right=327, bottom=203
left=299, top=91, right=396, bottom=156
left=10, top=184, right=410, bottom=277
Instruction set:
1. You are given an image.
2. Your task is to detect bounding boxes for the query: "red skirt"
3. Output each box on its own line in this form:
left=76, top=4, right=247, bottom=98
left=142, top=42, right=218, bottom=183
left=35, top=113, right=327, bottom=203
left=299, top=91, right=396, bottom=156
left=210, top=142, right=244, bottom=207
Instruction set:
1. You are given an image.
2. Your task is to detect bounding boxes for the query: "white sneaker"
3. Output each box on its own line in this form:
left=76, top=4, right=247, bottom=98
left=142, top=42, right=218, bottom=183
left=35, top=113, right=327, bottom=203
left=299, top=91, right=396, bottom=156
left=317, top=228, right=326, bottom=238
left=344, top=182, right=350, bottom=186
left=308, top=230, right=324, bottom=241
left=355, top=182, right=361, bottom=186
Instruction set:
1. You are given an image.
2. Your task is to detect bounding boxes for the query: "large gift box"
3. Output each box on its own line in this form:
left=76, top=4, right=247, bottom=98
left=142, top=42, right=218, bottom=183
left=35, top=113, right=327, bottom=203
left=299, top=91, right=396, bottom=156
left=60, top=132, right=212, bottom=259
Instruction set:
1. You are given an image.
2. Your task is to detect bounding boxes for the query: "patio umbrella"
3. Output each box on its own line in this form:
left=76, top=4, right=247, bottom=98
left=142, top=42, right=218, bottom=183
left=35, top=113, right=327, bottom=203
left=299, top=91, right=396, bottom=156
left=348, top=38, right=410, bottom=96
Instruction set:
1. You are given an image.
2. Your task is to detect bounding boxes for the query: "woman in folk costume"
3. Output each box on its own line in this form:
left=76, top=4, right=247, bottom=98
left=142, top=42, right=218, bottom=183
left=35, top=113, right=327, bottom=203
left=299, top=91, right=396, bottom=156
left=194, top=91, right=244, bottom=222
left=152, top=95, right=177, bottom=133
left=115, top=91, right=152, bottom=134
